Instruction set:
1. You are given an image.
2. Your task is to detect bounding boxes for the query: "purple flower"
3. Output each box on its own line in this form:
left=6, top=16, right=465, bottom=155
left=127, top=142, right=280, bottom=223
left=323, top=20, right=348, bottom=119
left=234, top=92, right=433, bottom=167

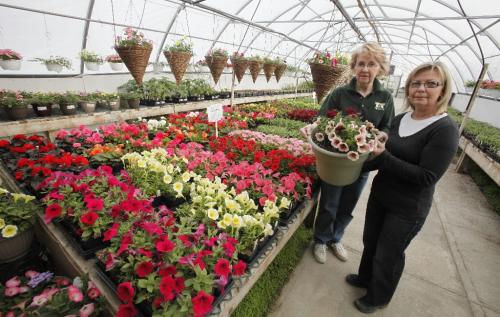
left=28, top=271, right=54, bottom=288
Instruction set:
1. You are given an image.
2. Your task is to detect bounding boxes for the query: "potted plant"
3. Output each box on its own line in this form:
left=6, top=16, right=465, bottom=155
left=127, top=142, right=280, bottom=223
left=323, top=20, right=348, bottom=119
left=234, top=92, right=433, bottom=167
left=308, top=51, right=349, bottom=103
left=56, top=92, right=80, bottom=115
left=248, top=55, right=263, bottom=83
left=79, top=49, right=103, bottom=71
left=205, top=48, right=229, bottom=84
left=118, top=92, right=129, bottom=109
left=164, top=37, right=193, bottom=84
left=274, top=58, right=287, bottom=83
left=0, top=49, right=22, bottom=70
left=126, top=91, right=142, bottom=109
left=230, top=52, right=249, bottom=83
left=30, top=92, right=56, bottom=117
left=262, top=57, right=278, bottom=82
left=34, top=56, right=72, bottom=73
left=309, top=111, right=380, bottom=185
left=0, top=188, right=38, bottom=263
left=106, top=93, right=119, bottom=110
left=106, top=54, right=123, bottom=71
left=171, top=84, right=188, bottom=103
left=0, top=90, right=28, bottom=120
left=78, top=92, right=97, bottom=113
left=114, top=27, right=153, bottom=85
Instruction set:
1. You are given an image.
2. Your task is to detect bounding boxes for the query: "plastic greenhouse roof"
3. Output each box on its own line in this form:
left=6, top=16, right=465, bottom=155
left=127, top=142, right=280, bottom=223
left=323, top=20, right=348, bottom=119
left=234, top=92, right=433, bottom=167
left=0, top=0, right=499, bottom=92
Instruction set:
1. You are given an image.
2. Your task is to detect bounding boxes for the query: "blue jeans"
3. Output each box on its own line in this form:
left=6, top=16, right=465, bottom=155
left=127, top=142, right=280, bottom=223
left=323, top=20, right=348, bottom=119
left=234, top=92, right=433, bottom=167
left=314, top=172, right=369, bottom=244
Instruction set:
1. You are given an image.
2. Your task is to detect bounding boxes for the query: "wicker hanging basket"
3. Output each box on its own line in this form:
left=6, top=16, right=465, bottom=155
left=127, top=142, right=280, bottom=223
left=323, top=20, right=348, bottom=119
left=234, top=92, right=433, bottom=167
left=164, top=51, right=192, bottom=85
left=115, top=45, right=152, bottom=85
left=231, top=58, right=249, bottom=83
left=248, top=61, right=262, bottom=83
left=274, top=63, right=287, bottom=82
left=263, top=63, right=276, bottom=82
left=205, top=55, right=228, bottom=84
left=309, top=63, right=348, bottom=103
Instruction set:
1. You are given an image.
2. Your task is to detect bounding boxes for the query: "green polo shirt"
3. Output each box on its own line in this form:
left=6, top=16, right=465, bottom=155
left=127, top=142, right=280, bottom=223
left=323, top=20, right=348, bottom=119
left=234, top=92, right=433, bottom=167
left=319, top=78, right=395, bottom=133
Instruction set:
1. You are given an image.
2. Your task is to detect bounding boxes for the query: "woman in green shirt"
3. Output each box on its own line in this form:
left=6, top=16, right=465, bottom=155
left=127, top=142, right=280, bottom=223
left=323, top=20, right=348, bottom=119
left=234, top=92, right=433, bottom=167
left=302, top=42, right=395, bottom=264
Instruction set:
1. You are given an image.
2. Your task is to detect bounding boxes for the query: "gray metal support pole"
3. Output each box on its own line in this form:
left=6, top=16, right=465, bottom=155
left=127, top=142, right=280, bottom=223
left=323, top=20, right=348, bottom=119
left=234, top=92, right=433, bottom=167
left=80, top=0, right=96, bottom=74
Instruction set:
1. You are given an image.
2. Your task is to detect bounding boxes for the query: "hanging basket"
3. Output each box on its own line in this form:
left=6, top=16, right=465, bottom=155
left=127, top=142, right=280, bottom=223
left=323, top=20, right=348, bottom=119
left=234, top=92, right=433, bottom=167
left=248, top=61, right=262, bottom=83
left=308, top=135, right=369, bottom=186
left=274, top=63, right=287, bottom=82
left=205, top=55, right=228, bottom=84
left=115, top=45, right=152, bottom=85
left=263, top=63, right=276, bottom=82
left=309, top=63, right=348, bottom=103
left=231, top=58, right=249, bottom=83
left=164, top=51, right=192, bottom=84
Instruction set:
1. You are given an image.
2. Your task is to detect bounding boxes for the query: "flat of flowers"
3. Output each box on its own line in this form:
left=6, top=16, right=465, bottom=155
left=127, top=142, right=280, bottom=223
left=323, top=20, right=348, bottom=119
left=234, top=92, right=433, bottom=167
left=55, top=219, right=109, bottom=259
left=278, top=199, right=303, bottom=226
left=0, top=241, right=51, bottom=284
left=238, top=229, right=279, bottom=265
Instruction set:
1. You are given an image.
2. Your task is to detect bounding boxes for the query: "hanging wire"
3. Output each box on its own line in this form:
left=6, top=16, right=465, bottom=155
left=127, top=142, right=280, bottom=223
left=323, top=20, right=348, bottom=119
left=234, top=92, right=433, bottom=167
left=236, top=0, right=262, bottom=52
left=43, top=14, right=52, bottom=53
left=138, top=0, right=147, bottom=28
left=110, top=0, right=117, bottom=42
left=422, top=28, right=434, bottom=62
left=456, top=0, right=484, bottom=64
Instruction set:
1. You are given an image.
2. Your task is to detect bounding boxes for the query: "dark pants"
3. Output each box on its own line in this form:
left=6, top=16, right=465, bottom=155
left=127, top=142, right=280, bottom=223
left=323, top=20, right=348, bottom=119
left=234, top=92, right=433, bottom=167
left=314, top=172, right=369, bottom=244
left=358, top=194, right=425, bottom=305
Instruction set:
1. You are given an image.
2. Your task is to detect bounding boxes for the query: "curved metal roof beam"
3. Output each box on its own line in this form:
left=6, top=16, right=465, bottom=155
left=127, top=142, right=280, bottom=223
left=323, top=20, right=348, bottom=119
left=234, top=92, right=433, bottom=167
left=343, top=3, right=492, bottom=78
left=154, top=3, right=186, bottom=63
left=206, top=0, right=255, bottom=52
left=240, top=1, right=315, bottom=55
left=317, top=24, right=469, bottom=86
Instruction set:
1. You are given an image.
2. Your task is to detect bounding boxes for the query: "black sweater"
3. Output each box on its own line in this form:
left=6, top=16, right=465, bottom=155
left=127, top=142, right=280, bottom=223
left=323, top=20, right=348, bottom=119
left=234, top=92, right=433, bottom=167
left=363, top=112, right=459, bottom=219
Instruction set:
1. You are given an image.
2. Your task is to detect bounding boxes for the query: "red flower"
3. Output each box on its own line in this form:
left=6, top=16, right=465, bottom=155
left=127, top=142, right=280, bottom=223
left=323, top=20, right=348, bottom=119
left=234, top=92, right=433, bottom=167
left=232, top=260, right=247, bottom=276
left=192, top=290, right=214, bottom=317
left=159, top=275, right=176, bottom=301
left=103, top=223, right=120, bottom=241
left=137, top=248, right=153, bottom=258
left=44, top=203, right=62, bottom=223
left=159, top=265, right=177, bottom=277
left=155, top=236, right=175, bottom=253
left=135, top=261, right=154, bottom=278
left=117, top=234, right=132, bottom=255
left=87, top=287, right=101, bottom=299
left=0, top=139, right=10, bottom=147
left=14, top=171, right=24, bottom=181
left=222, top=241, right=235, bottom=257
left=174, top=277, right=185, bottom=294
left=116, top=303, right=138, bottom=317
left=214, top=258, right=230, bottom=277
left=80, top=211, right=99, bottom=226
left=86, top=198, right=104, bottom=211
left=116, top=282, right=135, bottom=303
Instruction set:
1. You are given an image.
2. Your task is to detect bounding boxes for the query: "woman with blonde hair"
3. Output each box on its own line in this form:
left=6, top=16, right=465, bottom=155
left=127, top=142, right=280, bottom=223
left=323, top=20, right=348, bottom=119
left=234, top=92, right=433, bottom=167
left=302, top=42, right=395, bottom=264
left=346, top=61, right=459, bottom=313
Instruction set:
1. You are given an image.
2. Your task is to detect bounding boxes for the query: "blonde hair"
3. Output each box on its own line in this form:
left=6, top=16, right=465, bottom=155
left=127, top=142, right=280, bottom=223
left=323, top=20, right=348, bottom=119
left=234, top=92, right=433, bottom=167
left=349, top=42, right=389, bottom=77
left=404, top=61, right=452, bottom=114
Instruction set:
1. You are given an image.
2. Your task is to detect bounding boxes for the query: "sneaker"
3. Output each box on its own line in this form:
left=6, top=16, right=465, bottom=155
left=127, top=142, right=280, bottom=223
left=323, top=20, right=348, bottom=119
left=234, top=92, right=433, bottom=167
left=313, top=243, right=327, bottom=264
left=345, top=274, right=368, bottom=288
left=330, top=242, right=348, bottom=261
left=354, top=297, right=387, bottom=314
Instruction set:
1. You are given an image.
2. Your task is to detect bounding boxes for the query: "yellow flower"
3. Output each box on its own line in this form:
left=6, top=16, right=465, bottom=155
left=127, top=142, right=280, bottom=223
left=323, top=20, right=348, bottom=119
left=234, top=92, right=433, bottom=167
left=163, top=174, right=173, bottom=184
left=225, top=198, right=239, bottom=212
left=279, top=197, right=291, bottom=209
left=0, top=218, right=5, bottom=229
left=137, top=159, right=147, bottom=168
left=0, top=188, right=8, bottom=195
left=2, top=225, right=18, bottom=238
left=166, top=164, right=174, bottom=174
left=222, top=213, right=233, bottom=227
left=217, top=220, right=227, bottom=229
left=207, top=208, right=219, bottom=220
left=173, top=182, right=183, bottom=194
left=181, top=172, right=191, bottom=183
left=232, top=215, right=242, bottom=228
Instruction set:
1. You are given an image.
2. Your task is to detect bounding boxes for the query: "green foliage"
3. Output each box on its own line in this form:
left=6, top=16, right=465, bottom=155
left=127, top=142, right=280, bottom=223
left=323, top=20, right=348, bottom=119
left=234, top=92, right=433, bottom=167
left=79, top=49, right=103, bottom=64
left=255, top=124, right=304, bottom=140
left=231, top=225, right=313, bottom=317
left=0, top=188, right=38, bottom=237
left=164, top=37, right=193, bottom=53
left=465, top=160, right=500, bottom=215
left=34, top=56, right=72, bottom=69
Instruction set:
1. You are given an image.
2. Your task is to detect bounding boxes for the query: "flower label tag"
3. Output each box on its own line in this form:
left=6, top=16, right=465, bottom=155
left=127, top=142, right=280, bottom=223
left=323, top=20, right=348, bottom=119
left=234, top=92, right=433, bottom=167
left=67, top=105, right=75, bottom=109
left=38, top=106, right=47, bottom=110
left=207, top=104, right=223, bottom=122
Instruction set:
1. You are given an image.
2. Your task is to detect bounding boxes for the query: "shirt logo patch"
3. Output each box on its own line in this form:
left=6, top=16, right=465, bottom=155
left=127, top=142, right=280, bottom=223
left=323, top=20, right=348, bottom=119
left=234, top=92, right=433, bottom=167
left=375, top=102, right=385, bottom=111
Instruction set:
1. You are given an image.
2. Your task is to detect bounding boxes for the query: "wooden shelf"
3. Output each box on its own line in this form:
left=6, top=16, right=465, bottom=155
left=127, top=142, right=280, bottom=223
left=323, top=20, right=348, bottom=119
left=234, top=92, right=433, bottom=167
left=0, top=93, right=312, bottom=138
left=458, top=136, right=500, bottom=186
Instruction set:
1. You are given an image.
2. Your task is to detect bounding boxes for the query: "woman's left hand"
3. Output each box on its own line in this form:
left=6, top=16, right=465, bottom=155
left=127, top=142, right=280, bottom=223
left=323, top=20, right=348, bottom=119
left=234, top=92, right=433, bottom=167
left=372, top=132, right=388, bottom=157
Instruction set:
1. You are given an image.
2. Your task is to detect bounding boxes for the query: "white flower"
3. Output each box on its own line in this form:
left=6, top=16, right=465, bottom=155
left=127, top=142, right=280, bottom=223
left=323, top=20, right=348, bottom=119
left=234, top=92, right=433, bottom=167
left=232, top=215, right=242, bottom=228
left=173, top=182, right=183, bottom=195
left=207, top=208, right=219, bottom=220
left=181, top=172, right=191, bottom=183
left=2, top=225, right=18, bottom=238
left=137, top=159, right=147, bottom=168
left=263, top=223, right=273, bottom=236
left=163, top=174, right=173, bottom=184
left=0, top=218, right=5, bottom=229
left=279, top=197, right=291, bottom=209
left=315, top=132, right=325, bottom=142
left=347, top=151, right=360, bottom=161
left=222, top=214, right=233, bottom=227
left=338, top=142, right=349, bottom=153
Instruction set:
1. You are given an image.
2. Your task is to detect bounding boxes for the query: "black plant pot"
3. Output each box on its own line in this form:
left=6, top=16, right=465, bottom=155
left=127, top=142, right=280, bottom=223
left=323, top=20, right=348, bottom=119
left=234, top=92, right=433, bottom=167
left=32, top=103, right=53, bottom=117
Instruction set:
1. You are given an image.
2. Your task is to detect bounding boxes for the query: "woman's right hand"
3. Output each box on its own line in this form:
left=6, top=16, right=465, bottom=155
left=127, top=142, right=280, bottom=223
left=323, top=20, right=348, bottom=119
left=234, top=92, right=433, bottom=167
left=372, top=132, right=388, bottom=156
left=300, top=123, right=317, bottom=139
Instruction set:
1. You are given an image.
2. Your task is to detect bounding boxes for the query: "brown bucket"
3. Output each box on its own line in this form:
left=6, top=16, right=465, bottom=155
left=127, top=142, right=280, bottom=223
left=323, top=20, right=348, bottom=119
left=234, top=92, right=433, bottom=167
left=165, top=51, right=192, bottom=85
left=115, top=45, right=152, bottom=85
left=206, top=55, right=228, bottom=84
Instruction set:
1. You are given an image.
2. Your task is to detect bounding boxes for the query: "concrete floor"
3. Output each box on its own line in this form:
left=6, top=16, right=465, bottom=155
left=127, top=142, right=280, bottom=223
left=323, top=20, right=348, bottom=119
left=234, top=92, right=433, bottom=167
left=268, top=99, right=500, bottom=317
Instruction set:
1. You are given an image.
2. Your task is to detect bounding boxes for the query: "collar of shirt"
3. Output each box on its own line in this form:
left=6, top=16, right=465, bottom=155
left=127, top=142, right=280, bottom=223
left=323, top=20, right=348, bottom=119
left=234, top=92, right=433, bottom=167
left=347, top=77, right=383, bottom=94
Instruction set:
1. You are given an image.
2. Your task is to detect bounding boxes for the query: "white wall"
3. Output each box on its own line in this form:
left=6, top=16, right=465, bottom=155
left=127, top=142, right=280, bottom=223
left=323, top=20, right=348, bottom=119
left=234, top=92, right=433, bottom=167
left=452, top=93, right=500, bottom=128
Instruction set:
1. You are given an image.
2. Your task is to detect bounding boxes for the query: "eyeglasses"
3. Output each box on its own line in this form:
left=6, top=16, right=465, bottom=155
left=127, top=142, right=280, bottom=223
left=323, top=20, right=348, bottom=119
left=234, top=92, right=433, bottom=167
left=355, top=62, right=379, bottom=69
left=409, top=81, right=442, bottom=89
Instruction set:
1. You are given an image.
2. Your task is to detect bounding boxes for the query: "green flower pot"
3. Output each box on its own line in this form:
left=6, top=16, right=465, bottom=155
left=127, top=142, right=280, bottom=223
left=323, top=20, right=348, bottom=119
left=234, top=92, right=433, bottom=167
left=0, top=227, right=34, bottom=263
left=309, top=135, right=369, bottom=186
